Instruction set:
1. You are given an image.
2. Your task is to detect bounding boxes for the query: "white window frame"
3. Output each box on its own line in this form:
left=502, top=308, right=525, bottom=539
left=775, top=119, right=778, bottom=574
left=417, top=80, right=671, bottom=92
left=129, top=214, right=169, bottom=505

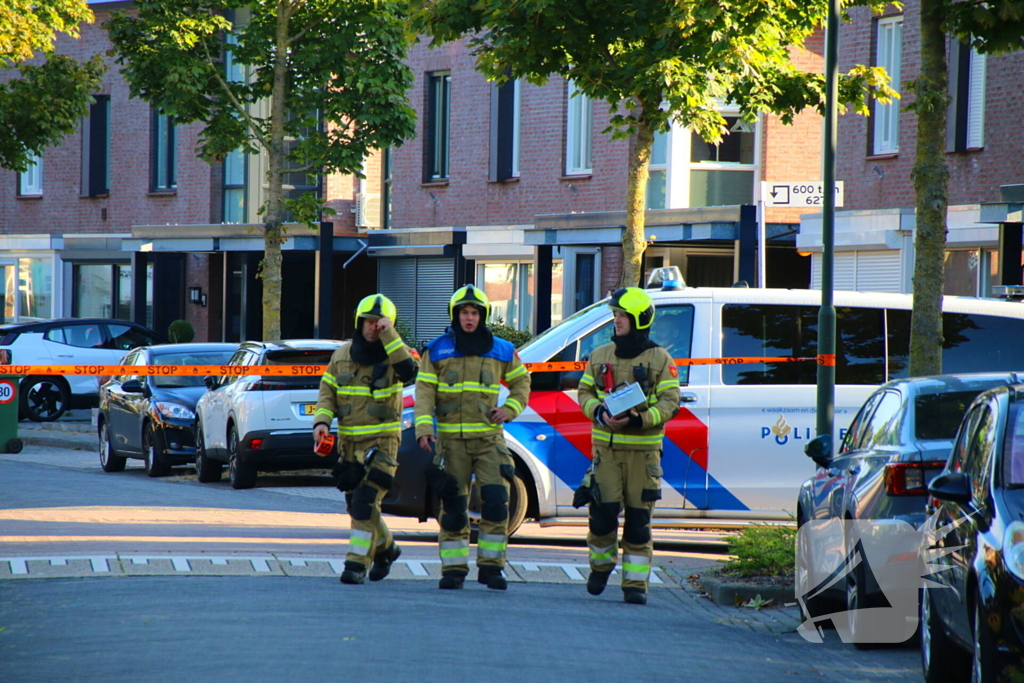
left=873, top=16, right=903, bottom=155
left=966, top=48, right=986, bottom=149
left=511, top=79, right=521, bottom=178
left=565, top=81, right=593, bottom=175
left=646, top=127, right=670, bottom=210
left=19, top=154, right=42, bottom=196
left=680, top=108, right=760, bottom=208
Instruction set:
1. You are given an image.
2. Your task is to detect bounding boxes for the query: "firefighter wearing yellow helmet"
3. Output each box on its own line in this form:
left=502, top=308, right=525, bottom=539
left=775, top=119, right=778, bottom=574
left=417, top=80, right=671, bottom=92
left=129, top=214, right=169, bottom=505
left=313, top=293, right=419, bottom=585
left=575, top=286, right=680, bottom=605
left=414, top=284, right=531, bottom=590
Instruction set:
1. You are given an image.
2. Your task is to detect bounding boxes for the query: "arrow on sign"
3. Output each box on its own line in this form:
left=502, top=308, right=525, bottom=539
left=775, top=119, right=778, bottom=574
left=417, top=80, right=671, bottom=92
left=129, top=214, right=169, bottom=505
left=769, top=185, right=791, bottom=205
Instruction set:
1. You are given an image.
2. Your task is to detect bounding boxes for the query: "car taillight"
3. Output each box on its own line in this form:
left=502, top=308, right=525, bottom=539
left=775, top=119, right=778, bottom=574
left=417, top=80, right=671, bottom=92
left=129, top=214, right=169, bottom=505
left=250, top=439, right=263, bottom=450
left=884, top=461, right=947, bottom=496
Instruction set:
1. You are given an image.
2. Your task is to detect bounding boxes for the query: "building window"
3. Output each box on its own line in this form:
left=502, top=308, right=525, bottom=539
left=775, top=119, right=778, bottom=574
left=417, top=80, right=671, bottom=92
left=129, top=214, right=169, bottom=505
left=646, top=128, right=669, bottom=209
left=873, top=16, right=903, bottom=155
left=689, top=115, right=756, bottom=206
left=81, top=94, right=110, bottom=197
left=489, top=78, right=521, bottom=182
left=18, top=154, right=42, bottom=196
left=5, top=257, right=54, bottom=320
left=151, top=111, right=177, bottom=191
left=948, top=40, right=986, bottom=152
left=566, top=81, right=592, bottom=175
left=426, top=72, right=451, bottom=181
left=223, top=149, right=246, bottom=222
left=71, top=263, right=132, bottom=319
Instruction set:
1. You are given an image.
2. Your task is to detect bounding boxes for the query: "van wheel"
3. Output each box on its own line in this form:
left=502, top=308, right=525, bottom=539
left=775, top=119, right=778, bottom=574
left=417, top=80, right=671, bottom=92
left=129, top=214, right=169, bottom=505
left=228, top=425, right=256, bottom=489
left=21, top=376, right=69, bottom=422
left=99, top=421, right=127, bottom=472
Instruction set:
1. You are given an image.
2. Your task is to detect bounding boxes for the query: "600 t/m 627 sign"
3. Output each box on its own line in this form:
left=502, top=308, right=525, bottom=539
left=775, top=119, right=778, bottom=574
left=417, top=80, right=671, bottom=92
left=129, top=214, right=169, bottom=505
left=761, top=181, right=844, bottom=207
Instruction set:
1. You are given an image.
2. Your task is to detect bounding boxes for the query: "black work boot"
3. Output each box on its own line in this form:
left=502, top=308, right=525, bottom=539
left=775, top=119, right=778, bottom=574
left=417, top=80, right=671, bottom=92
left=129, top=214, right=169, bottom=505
left=369, top=542, right=402, bottom=582
left=622, top=587, right=647, bottom=605
left=477, top=566, right=508, bottom=591
left=586, top=569, right=612, bottom=596
left=340, top=561, right=366, bottom=585
left=438, top=571, right=466, bottom=590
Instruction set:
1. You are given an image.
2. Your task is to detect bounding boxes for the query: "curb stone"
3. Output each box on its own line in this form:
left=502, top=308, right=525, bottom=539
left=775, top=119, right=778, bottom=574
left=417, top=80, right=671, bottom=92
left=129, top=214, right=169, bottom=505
left=683, top=574, right=803, bottom=635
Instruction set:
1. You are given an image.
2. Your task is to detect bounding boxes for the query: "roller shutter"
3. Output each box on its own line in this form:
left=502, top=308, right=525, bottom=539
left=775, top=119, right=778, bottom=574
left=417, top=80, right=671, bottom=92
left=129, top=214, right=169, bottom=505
left=812, top=250, right=901, bottom=293
left=378, top=257, right=455, bottom=345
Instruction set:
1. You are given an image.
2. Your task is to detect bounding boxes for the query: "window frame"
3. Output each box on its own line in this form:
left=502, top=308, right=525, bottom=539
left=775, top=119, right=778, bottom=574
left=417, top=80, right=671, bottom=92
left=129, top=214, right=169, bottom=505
left=872, top=15, right=903, bottom=155
left=81, top=94, right=111, bottom=197
left=565, top=80, right=593, bottom=175
left=425, top=72, right=452, bottom=182
left=150, top=110, right=177, bottom=192
left=18, top=153, right=42, bottom=196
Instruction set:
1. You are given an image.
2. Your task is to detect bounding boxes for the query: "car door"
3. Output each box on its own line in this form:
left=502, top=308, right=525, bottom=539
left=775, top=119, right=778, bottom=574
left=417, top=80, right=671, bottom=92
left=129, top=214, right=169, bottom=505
left=121, top=349, right=150, bottom=454
left=104, top=350, right=139, bottom=450
left=202, top=348, right=254, bottom=457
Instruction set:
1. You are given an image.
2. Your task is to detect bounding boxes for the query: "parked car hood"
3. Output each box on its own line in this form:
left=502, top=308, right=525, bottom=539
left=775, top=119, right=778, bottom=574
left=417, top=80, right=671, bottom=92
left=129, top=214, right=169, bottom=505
left=150, top=385, right=208, bottom=410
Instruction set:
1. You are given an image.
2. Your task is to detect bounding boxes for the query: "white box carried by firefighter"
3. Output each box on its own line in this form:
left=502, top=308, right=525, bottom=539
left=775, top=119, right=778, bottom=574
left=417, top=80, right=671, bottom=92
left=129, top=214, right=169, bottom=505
left=603, top=382, right=647, bottom=418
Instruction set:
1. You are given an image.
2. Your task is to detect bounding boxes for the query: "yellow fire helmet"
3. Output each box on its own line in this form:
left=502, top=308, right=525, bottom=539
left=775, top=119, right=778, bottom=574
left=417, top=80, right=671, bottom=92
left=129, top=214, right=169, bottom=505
left=354, top=293, right=398, bottom=327
left=449, top=284, right=490, bottom=321
left=608, top=286, right=656, bottom=330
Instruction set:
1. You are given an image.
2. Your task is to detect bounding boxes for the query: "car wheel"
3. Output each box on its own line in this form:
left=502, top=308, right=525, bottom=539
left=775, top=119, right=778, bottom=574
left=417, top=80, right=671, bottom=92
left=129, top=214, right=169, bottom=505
left=98, top=421, right=127, bottom=473
left=227, top=424, right=256, bottom=489
left=194, top=421, right=222, bottom=483
left=467, top=469, right=529, bottom=540
left=921, top=584, right=970, bottom=683
left=20, top=376, right=69, bottom=422
left=143, top=424, right=170, bottom=477
left=971, top=597, right=999, bottom=683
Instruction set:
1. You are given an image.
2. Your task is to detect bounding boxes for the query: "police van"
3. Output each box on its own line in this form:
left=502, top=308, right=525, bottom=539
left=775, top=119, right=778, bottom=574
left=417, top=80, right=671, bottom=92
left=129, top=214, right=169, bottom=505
left=391, top=270, right=1024, bottom=532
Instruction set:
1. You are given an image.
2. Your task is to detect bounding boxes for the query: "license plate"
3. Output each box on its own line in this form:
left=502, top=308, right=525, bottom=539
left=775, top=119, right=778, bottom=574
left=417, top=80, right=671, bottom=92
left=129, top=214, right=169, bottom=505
left=300, top=403, right=317, bottom=416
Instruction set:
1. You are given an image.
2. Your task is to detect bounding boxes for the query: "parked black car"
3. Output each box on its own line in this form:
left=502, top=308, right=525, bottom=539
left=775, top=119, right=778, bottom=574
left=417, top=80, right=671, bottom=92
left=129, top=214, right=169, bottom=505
left=796, top=373, right=1023, bottom=646
left=98, top=343, right=237, bottom=476
left=921, top=383, right=1024, bottom=683
left=0, top=317, right=165, bottom=421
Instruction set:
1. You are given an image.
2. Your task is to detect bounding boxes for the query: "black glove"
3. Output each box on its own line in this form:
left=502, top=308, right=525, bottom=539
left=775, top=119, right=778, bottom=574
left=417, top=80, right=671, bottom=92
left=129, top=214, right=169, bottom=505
left=627, top=411, right=644, bottom=429
left=593, top=405, right=611, bottom=426
left=425, top=465, right=460, bottom=504
left=333, top=459, right=366, bottom=492
left=572, top=471, right=602, bottom=509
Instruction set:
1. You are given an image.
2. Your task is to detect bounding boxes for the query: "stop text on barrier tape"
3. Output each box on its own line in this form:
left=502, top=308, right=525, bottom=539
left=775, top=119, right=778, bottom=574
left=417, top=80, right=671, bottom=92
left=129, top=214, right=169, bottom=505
left=0, top=354, right=836, bottom=377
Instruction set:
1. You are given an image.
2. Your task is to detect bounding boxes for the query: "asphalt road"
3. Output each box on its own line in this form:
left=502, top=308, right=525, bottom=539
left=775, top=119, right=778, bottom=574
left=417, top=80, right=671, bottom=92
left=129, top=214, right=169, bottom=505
left=0, top=438, right=923, bottom=682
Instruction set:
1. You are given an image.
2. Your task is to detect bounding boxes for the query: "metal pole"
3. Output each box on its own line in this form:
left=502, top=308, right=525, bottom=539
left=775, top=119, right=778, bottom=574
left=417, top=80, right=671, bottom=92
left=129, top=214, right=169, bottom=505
left=757, top=198, right=767, bottom=287
left=816, top=0, right=838, bottom=447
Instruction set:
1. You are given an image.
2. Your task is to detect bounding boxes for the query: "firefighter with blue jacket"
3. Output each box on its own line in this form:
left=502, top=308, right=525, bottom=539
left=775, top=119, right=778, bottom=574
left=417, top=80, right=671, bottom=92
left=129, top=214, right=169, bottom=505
left=313, top=294, right=418, bottom=585
left=415, top=285, right=531, bottom=590
left=575, top=287, right=680, bottom=604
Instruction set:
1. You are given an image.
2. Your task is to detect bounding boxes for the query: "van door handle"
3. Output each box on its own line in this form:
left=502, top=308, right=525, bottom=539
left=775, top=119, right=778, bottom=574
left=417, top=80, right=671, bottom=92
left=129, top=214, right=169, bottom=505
left=847, top=466, right=860, bottom=475
left=679, top=393, right=698, bottom=404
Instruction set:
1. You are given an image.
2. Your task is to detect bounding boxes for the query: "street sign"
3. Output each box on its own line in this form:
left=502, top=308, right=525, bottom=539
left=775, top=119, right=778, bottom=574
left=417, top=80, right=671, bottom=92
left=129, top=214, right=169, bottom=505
left=0, top=380, right=14, bottom=404
left=761, top=181, right=844, bottom=208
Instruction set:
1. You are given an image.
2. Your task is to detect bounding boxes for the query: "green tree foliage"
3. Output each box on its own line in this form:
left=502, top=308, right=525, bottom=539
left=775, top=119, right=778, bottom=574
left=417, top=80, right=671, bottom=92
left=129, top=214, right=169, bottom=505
left=107, top=0, right=417, bottom=341
left=907, top=1, right=1024, bottom=376
left=420, top=0, right=895, bottom=288
left=0, top=0, right=105, bottom=171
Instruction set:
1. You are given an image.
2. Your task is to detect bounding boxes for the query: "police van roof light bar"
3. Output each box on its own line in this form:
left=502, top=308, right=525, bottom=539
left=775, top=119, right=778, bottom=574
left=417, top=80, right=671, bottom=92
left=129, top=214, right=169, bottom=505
left=647, top=266, right=685, bottom=291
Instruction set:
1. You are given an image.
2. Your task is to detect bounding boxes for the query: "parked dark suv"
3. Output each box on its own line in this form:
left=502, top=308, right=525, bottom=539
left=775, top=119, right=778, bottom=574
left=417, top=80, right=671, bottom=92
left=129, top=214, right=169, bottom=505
left=0, top=318, right=165, bottom=421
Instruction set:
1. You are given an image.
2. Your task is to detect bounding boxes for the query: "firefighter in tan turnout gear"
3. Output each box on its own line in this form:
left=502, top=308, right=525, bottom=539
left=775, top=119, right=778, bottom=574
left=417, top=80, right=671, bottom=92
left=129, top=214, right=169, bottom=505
left=575, top=287, right=680, bottom=605
left=415, top=285, right=531, bottom=590
left=313, top=294, right=418, bottom=585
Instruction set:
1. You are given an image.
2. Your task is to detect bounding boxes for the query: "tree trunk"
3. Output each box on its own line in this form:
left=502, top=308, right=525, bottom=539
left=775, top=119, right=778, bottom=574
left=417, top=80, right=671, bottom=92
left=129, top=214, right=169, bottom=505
left=620, top=118, right=653, bottom=289
left=909, top=0, right=950, bottom=377
left=260, top=0, right=292, bottom=342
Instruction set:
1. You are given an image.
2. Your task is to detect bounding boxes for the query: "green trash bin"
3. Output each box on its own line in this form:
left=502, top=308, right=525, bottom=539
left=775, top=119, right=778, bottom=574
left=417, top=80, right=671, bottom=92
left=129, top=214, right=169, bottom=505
left=0, top=375, right=23, bottom=453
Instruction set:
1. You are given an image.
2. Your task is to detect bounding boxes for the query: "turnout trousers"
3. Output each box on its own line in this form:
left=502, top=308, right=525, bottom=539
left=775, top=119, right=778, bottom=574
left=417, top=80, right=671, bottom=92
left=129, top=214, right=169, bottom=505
left=436, top=433, right=515, bottom=575
left=342, top=435, right=399, bottom=568
left=586, top=445, right=663, bottom=592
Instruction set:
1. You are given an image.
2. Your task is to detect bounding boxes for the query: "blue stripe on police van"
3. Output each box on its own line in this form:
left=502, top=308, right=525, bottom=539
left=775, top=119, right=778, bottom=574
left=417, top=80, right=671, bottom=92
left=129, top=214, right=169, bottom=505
left=504, top=420, right=748, bottom=512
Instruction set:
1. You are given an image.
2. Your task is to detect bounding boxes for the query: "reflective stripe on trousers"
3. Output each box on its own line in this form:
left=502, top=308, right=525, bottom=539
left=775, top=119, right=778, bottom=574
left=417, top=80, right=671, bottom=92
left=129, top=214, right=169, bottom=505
left=440, top=539, right=470, bottom=567
left=622, top=553, right=651, bottom=583
left=348, top=529, right=374, bottom=558
left=589, top=543, right=617, bottom=567
left=477, top=533, right=507, bottom=560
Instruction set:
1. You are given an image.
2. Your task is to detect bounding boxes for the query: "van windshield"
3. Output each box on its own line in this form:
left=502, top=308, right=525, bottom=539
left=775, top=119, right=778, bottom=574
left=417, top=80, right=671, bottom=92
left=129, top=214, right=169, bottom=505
left=523, top=298, right=608, bottom=352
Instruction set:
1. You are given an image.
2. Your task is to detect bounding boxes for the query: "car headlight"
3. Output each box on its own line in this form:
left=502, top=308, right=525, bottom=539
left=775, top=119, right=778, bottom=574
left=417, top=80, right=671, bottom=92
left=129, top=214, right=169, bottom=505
left=155, top=402, right=196, bottom=420
left=402, top=407, right=414, bottom=430
left=1003, top=521, right=1024, bottom=581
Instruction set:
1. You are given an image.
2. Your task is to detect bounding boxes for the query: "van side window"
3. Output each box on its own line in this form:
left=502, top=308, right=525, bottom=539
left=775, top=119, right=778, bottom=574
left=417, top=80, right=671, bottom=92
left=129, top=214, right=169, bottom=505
left=721, top=304, right=885, bottom=385
left=887, top=310, right=1024, bottom=380
left=578, top=321, right=613, bottom=365
left=649, top=305, right=694, bottom=384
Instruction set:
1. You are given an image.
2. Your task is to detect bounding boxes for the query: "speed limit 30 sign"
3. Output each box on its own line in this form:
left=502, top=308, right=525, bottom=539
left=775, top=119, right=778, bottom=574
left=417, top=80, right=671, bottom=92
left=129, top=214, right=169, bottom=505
left=761, top=181, right=844, bottom=208
left=0, top=380, right=14, bottom=404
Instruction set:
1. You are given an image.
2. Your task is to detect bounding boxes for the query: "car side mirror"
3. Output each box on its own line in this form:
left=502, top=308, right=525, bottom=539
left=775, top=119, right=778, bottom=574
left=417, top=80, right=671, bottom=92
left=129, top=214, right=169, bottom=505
left=804, top=434, right=832, bottom=469
left=203, top=376, right=216, bottom=390
left=121, top=379, right=144, bottom=394
left=928, top=472, right=972, bottom=505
